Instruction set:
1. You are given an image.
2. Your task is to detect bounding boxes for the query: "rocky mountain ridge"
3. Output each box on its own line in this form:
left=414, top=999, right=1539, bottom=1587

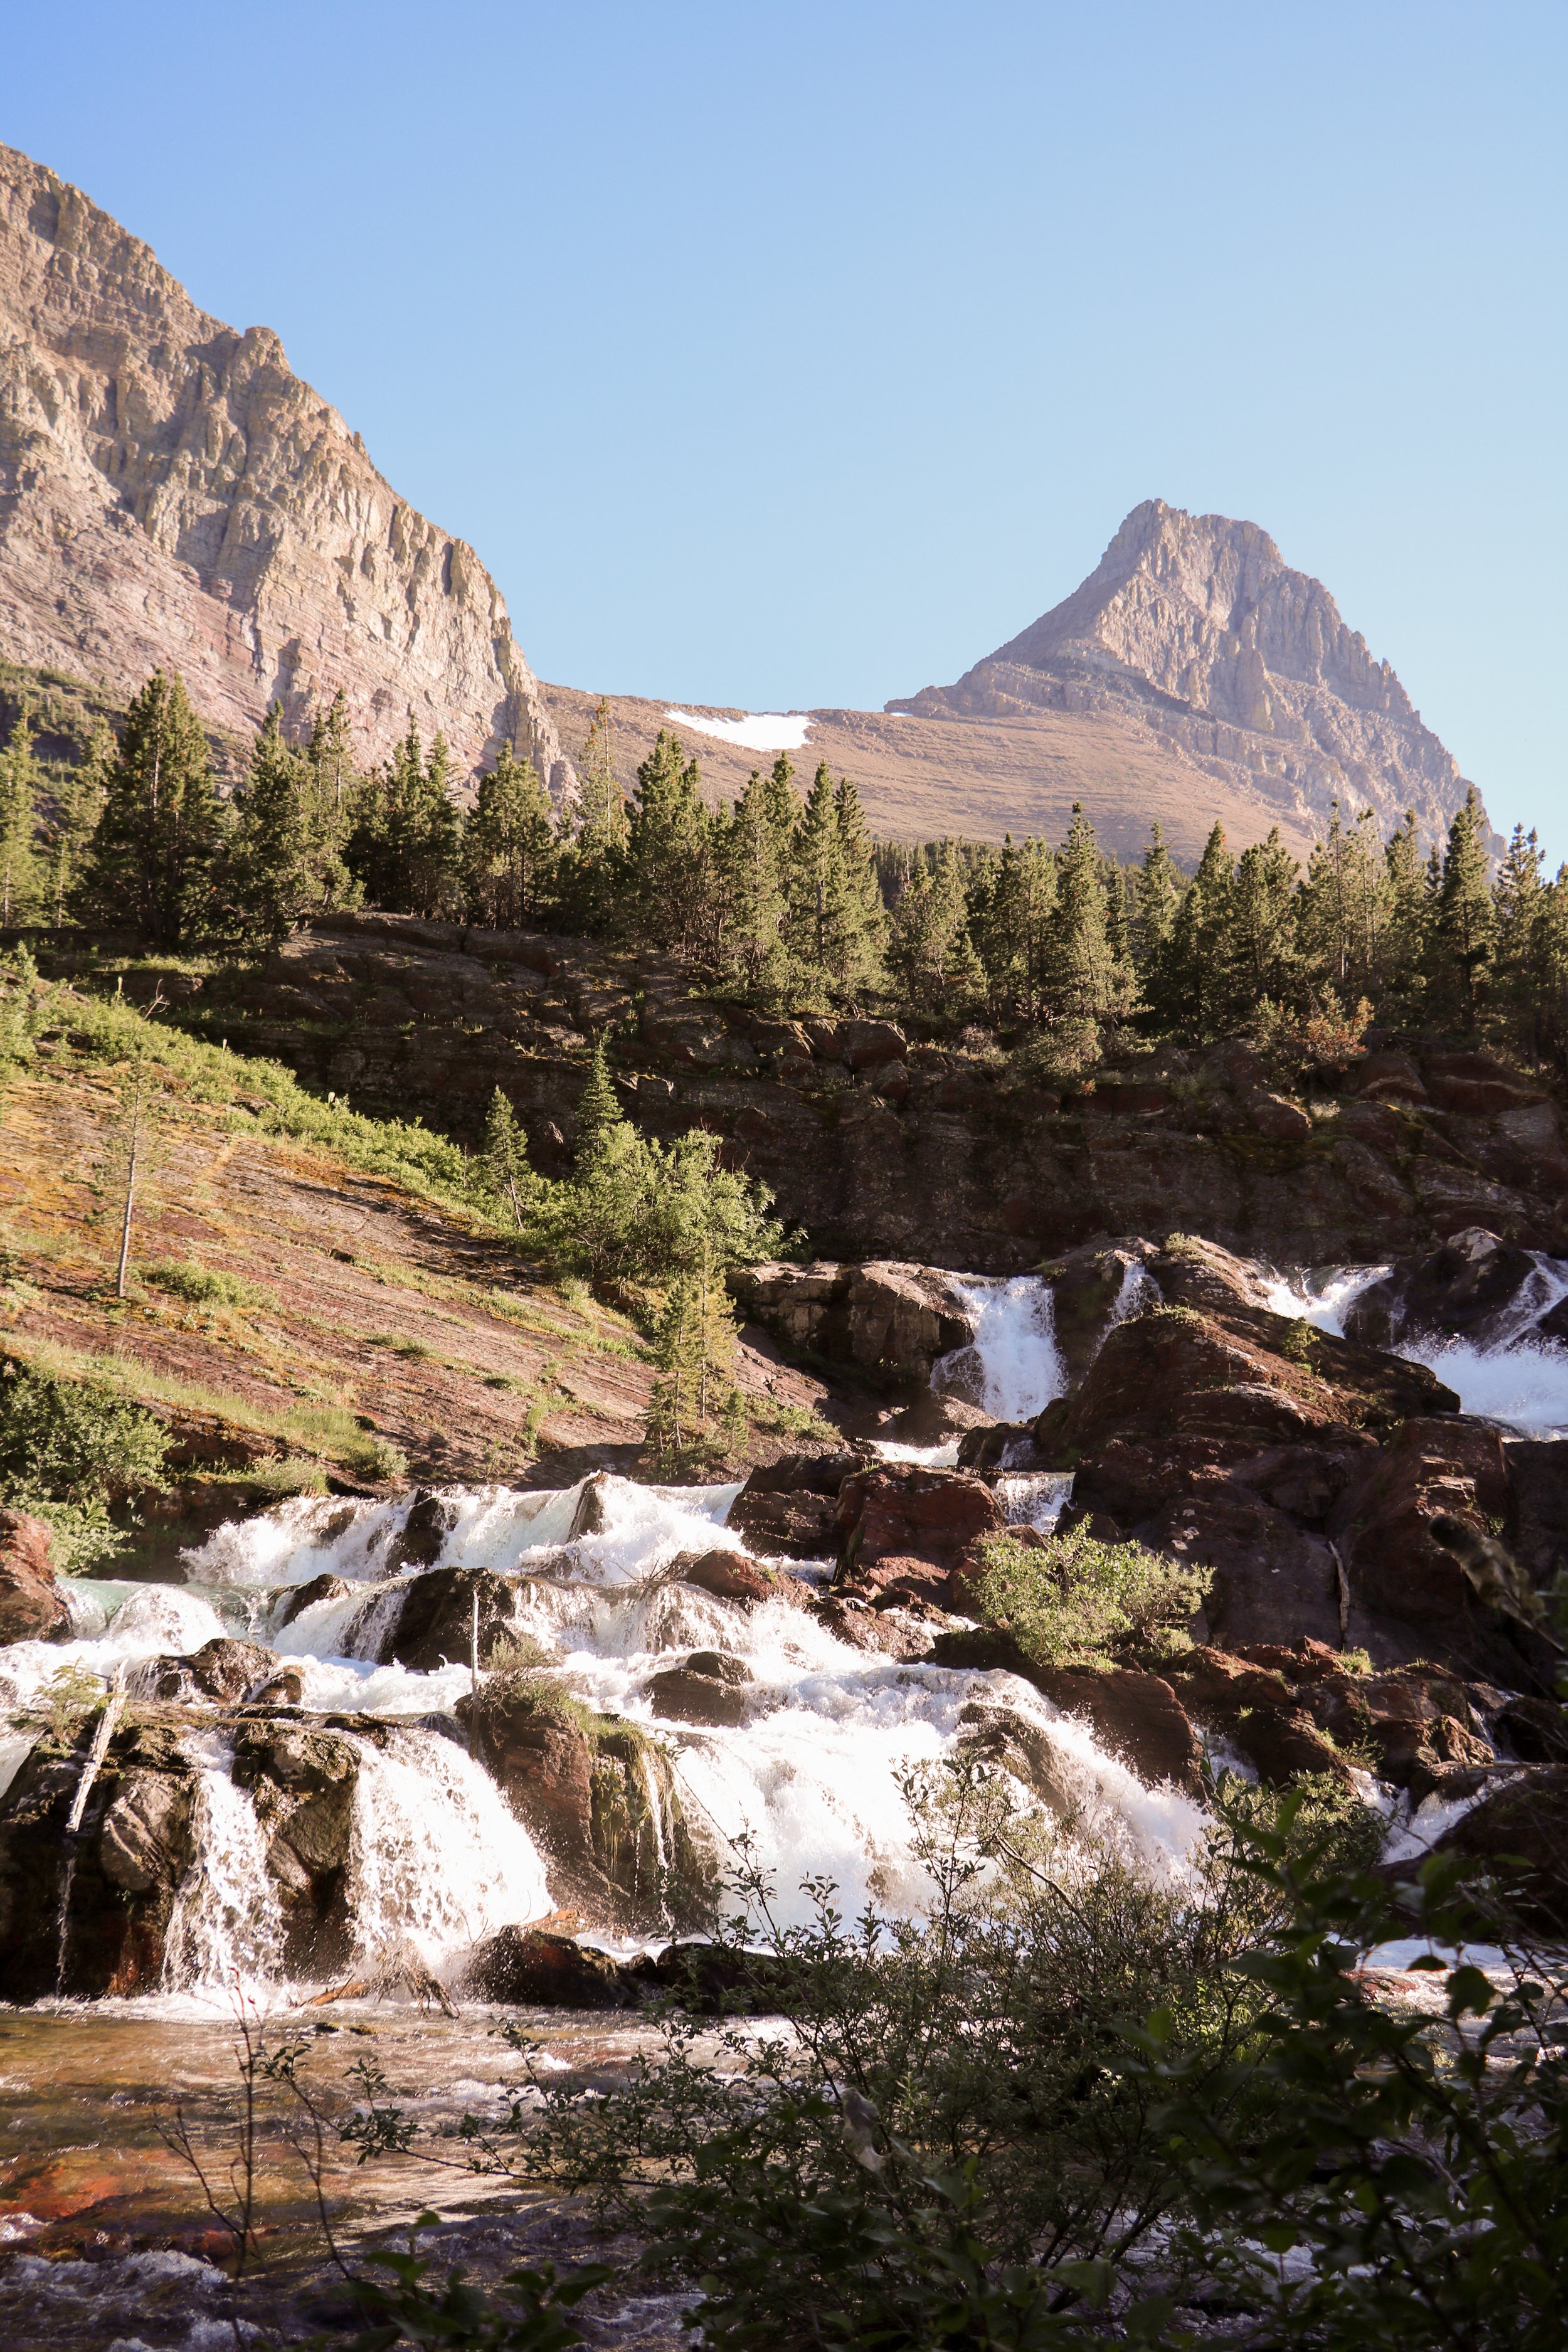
left=889, top=500, right=1483, bottom=850
left=0, top=144, right=567, bottom=790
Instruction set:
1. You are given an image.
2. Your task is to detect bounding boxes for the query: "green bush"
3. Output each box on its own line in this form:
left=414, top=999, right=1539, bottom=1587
left=337, top=1431, right=410, bottom=1484
left=144, top=1258, right=277, bottom=1311
left=972, top=1522, right=1209, bottom=1670
left=0, top=1357, right=167, bottom=1505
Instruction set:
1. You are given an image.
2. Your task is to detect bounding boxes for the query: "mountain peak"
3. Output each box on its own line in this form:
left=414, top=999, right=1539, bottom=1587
left=888, top=501, right=1473, bottom=847
left=0, top=142, right=567, bottom=789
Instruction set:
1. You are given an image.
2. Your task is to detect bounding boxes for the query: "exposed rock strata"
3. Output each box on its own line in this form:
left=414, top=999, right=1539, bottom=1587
left=889, top=500, right=1487, bottom=850
left=0, top=1510, right=69, bottom=1643
left=0, top=144, right=565, bottom=788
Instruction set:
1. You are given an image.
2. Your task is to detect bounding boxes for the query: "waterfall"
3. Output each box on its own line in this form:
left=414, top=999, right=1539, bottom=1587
left=933, top=1276, right=1066, bottom=1422
left=1268, top=1254, right=1568, bottom=1438
left=162, top=1738, right=286, bottom=1993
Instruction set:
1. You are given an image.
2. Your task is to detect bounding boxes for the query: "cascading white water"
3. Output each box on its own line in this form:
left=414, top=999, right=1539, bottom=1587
left=1268, top=1254, right=1568, bottom=1438
left=933, top=1276, right=1066, bottom=1422
left=3, top=1465, right=1217, bottom=1993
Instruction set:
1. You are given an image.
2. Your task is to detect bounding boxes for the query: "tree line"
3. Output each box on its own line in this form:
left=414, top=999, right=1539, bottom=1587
left=3, top=664, right=1564, bottom=1069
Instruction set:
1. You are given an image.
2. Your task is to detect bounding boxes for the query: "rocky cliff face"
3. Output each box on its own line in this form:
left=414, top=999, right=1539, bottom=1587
left=0, top=145, right=566, bottom=789
left=889, top=500, right=1482, bottom=850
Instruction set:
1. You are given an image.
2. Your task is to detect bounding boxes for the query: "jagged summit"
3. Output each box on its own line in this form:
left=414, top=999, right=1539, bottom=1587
left=0, top=143, right=567, bottom=788
left=888, top=499, right=1480, bottom=848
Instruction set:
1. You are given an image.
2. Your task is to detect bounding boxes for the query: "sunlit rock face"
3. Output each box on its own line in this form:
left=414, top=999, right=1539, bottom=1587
left=0, top=143, right=568, bottom=792
left=889, top=499, right=1488, bottom=852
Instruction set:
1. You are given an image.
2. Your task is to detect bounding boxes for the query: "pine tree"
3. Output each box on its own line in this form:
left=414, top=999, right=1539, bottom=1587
left=625, top=731, right=711, bottom=957
left=1382, top=811, right=1430, bottom=1009
left=1145, top=822, right=1234, bottom=1037
left=465, top=748, right=558, bottom=928
left=308, top=688, right=356, bottom=830
left=95, top=1045, right=171, bottom=1297
left=76, top=670, right=224, bottom=947
left=0, top=710, right=41, bottom=930
left=41, top=719, right=114, bottom=926
left=722, top=756, right=798, bottom=997
left=969, top=836, right=1057, bottom=1020
left=346, top=719, right=463, bottom=916
left=1224, top=827, right=1300, bottom=1019
left=479, top=1086, right=534, bottom=1226
left=786, top=764, right=885, bottom=1004
left=1131, top=824, right=1183, bottom=974
left=1042, top=805, right=1130, bottom=1027
left=229, top=705, right=312, bottom=939
left=1428, top=785, right=1495, bottom=1026
left=887, top=841, right=978, bottom=1014
left=574, top=1032, right=624, bottom=1175
left=1492, top=824, right=1545, bottom=1002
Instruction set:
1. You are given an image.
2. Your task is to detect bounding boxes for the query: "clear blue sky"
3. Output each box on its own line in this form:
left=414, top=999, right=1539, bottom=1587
left=6, top=3, right=1565, bottom=852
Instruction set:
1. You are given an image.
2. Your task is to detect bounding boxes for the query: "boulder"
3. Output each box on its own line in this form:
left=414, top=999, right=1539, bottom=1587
left=0, top=1510, right=68, bottom=1645
left=1329, top=1417, right=1513, bottom=1657
left=1246, top=1089, right=1313, bottom=1142
left=1343, top=1228, right=1542, bottom=1351
left=135, top=1637, right=277, bottom=1705
left=928, top=1627, right=1204, bottom=1791
left=623, top=1937, right=796, bottom=2012
left=465, top=1924, right=633, bottom=2008
left=645, top=1653, right=753, bottom=1726
left=229, top=1719, right=361, bottom=1973
left=1437, top=1766, right=1568, bottom=1932
left=1420, top=1051, right=1546, bottom=1117
left=387, top=1488, right=458, bottom=1571
left=839, top=1019, right=907, bottom=1070
left=670, top=1547, right=806, bottom=1604
left=389, top=1565, right=531, bottom=1671
left=835, top=1466, right=1003, bottom=1581
left=728, top=1261, right=975, bottom=1385
left=276, top=1571, right=353, bottom=1628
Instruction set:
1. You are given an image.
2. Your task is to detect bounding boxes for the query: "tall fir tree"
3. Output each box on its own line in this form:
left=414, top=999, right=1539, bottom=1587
left=968, top=835, right=1057, bottom=1020
left=346, top=718, right=463, bottom=916
left=229, top=704, right=312, bottom=939
left=1491, top=823, right=1545, bottom=1005
left=573, top=1032, right=624, bottom=1175
left=624, top=731, right=711, bottom=958
left=1224, top=827, right=1300, bottom=1019
left=465, top=747, right=558, bottom=928
left=76, top=670, right=223, bottom=947
left=478, top=1085, right=534, bottom=1227
left=41, top=718, right=112, bottom=926
left=887, top=840, right=979, bottom=1014
left=786, top=763, right=884, bottom=1004
left=1131, top=824, right=1183, bottom=974
left=0, top=709, right=41, bottom=929
left=1381, top=810, right=1431, bottom=1009
left=1428, top=785, right=1495, bottom=1026
left=1042, top=804, right=1130, bottom=1025
left=1144, top=821, right=1234, bottom=1037
left=721, top=756, right=798, bottom=997
left=1296, top=804, right=1389, bottom=999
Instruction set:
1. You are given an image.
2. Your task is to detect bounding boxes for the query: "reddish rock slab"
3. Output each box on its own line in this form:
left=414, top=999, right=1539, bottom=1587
left=0, top=1509, right=68, bottom=1645
left=1438, top=1766, right=1568, bottom=1932
left=928, top=1627, right=1204, bottom=1793
left=465, top=1924, right=633, bottom=2008
left=836, top=1466, right=1004, bottom=1572
left=672, top=1548, right=805, bottom=1606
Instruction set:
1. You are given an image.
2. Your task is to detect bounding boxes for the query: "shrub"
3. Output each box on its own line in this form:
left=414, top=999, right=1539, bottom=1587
left=972, top=1522, right=1209, bottom=1669
left=338, top=1431, right=409, bottom=1483
left=144, top=1258, right=277, bottom=1311
left=0, top=1357, right=167, bottom=1505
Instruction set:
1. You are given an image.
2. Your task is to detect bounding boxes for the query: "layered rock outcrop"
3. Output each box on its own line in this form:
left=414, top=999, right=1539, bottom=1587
left=0, top=144, right=566, bottom=788
left=889, top=501, right=1487, bottom=850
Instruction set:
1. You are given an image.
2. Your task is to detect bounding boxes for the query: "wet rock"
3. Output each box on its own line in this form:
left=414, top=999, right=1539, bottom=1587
left=1437, top=1766, right=1568, bottom=1932
left=1344, top=1227, right=1542, bottom=1351
left=728, top=1261, right=975, bottom=1385
left=389, top=1565, right=531, bottom=1671
left=386, top=1488, right=458, bottom=1571
left=646, top=1654, right=753, bottom=1726
left=928, top=1627, right=1204, bottom=1791
left=623, top=1937, right=797, bottom=2012
left=466, top=1924, right=633, bottom=2008
left=1493, top=1695, right=1568, bottom=1765
left=229, top=1720, right=361, bottom=1974
left=1040, top=1241, right=1158, bottom=1384
left=460, top=1673, right=714, bottom=1931
left=810, top=1594, right=941, bottom=1658
left=1328, top=1417, right=1517, bottom=1664
left=0, top=1510, right=68, bottom=1644
left=137, top=1637, right=278, bottom=1705
left=276, top=1572, right=353, bottom=1628
left=669, top=1547, right=805, bottom=1604
left=1164, top=1647, right=1355, bottom=1785
left=956, top=1702, right=1077, bottom=1811
left=836, top=1466, right=1003, bottom=1577
left=98, top=1770, right=196, bottom=1895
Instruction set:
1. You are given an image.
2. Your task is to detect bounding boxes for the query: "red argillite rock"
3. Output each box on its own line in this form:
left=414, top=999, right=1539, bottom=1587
left=835, top=1468, right=1004, bottom=1573
left=0, top=1509, right=69, bottom=1645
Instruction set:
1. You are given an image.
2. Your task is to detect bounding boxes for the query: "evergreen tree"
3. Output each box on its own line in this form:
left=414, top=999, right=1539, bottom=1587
left=573, top=1033, right=624, bottom=1175
left=1428, top=785, right=1495, bottom=1025
left=1224, top=827, right=1300, bottom=1018
left=41, top=719, right=114, bottom=927
left=887, top=840, right=979, bottom=1014
left=1492, top=823, right=1545, bottom=1003
left=229, top=705, right=313, bottom=939
left=1382, top=810, right=1431, bottom=1009
left=787, top=764, right=884, bottom=1004
left=1042, top=805, right=1130, bottom=1027
left=1144, top=822, right=1234, bottom=1037
left=1131, top=824, right=1183, bottom=973
left=969, top=836, right=1057, bottom=1020
left=478, top=1085, right=534, bottom=1227
left=466, top=748, right=558, bottom=928
left=0, top=710, right=41, bottom=930
left=346, top=719, right=463, bottom=917
left=76, top=670, right=223, bottom=947
left=625, top=731, right=711, bottom=957
left=307, top=689, right=356, bottom=830
left=1296, top=804, right=1388, bottom=1000
left=721, top=756, right=798, bottom=997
